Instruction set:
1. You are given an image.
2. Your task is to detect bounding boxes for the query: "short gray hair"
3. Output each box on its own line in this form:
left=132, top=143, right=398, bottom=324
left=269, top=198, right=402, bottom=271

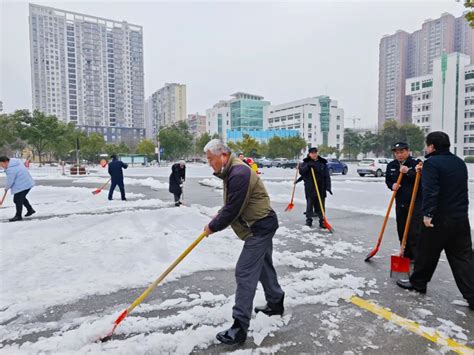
left=203, top=139, right=231, bottom=155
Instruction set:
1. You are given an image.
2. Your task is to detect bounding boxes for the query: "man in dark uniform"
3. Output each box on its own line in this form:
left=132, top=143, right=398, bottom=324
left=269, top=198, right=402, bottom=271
left=298, top=147, right=332, bottom=228
left=397, top=132, right=474, bottom=311
left=108, top=155, right=128, bottom=201
left=385, top=142, right=422, bottom=261
left=169, top=160, right=186, bottom=206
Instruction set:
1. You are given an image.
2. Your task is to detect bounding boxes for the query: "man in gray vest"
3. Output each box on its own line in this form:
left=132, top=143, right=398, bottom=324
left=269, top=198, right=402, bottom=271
left=203, top=139, right=285, bottom=345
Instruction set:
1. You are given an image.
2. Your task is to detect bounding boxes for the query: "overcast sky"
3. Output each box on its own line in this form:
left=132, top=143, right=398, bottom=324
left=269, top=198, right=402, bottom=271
left=0, top=0, right=467, bottom=128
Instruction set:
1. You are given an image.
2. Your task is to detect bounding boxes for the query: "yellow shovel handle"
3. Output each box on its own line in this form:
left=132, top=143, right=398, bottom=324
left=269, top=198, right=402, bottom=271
left=310, top=167, right=326, bottom=219
left=127, top=232, right=207, bottom=314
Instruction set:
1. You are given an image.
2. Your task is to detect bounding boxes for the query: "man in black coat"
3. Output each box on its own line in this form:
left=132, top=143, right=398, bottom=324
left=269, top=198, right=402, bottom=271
left=397, top=132, right=474, bottom=311
left=108, top=155, right=128, bottom=201
left=169, top=160, right=186, bottom=206
left=385, top=142, right=423, bottom=261
left=298, top=147, right=331, bottom=228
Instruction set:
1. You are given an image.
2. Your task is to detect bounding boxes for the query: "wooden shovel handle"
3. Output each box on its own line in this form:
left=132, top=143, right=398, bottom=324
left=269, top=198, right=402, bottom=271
left=399, top=169, right=422, bottom=256
left=289, top=162, right=299, bottom=204
left=0, top=190, right=7, bottom=206
left=377, top=172, right=405, bottom=245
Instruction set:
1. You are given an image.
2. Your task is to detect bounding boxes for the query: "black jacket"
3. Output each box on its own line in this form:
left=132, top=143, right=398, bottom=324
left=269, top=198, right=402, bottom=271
left=422, top=150, right=469, bottom=220
left=385, top=156, right=422, bottom=208
left=169, top=163, right=186, bottom=194
left=298, top=156, right=331, bottom=198
left=108, top=158, right=128, bottom=182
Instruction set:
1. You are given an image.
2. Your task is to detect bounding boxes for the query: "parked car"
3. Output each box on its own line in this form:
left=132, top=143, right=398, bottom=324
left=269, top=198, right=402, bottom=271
left=282, top=159, right=299, bottom=169
left=326, top=159, right=348, bottom=175
left=255, top=158, right=272, bottom=168
left=272, top=158, right=288, bottom=168
left=356, top=158, right=390, bottom=177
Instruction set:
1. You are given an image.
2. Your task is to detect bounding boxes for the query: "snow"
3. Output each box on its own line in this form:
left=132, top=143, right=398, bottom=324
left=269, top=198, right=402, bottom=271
left=1, top=163, right=473, bottom=353
left=0, top=186, right=163, bottom=219
left=0, top=192, right=371, bottom=353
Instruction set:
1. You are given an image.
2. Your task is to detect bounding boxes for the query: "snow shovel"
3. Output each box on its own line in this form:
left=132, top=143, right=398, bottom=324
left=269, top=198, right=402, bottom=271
left=365, top=172, right=405, bottom=262
left=92, top=179, right=111, bottom=195
left=310, top=168, right=334, bottom=233
left=0, top=190, right=7, bottom=207
left=99, top=231, right=208, bottom=342
left=285, top=163, right=300, bottom=212
left=390, top=169, right=421, bottom=276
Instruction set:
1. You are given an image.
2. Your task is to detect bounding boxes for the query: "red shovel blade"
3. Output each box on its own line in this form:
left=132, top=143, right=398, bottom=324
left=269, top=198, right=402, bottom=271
left=390, top=255, right=410, bottom=275
left=284, top=203, right=294, bottom=212
left=364, top=246, right=379, bottom=262
left=324, top=218, right=334, bottom=233
left=97, top=309, right=128, bottom=342
left=92, top=189, right=102, bottom=195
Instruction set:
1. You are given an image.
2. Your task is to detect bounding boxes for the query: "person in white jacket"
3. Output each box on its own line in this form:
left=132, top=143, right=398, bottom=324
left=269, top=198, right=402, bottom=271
left=0, top=156, right=35, bottom=222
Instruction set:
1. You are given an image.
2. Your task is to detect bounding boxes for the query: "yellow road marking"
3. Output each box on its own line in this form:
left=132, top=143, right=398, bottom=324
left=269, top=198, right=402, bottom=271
left=349, top=296, right=474, bottom=355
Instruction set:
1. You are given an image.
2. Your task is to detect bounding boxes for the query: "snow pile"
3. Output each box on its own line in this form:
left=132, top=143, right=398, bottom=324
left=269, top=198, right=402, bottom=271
left=0, top=186, right=162, bottom=219
left=0, top=206, right=241, bottom=326
left=199, top=178, right=222, bottom=190
left=73, top=176, right=168, bottom=190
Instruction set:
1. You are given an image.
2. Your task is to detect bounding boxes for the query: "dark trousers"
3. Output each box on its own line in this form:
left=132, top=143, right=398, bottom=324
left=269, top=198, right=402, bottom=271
left=14, top=189, right=33, bottom=217
left=233, top=230, right=285, bottom=330
left=410, top=217, right=474, bottom=304
left=173, top=193, right=181, bottom=202
left=305, top=194, right=325, bottom=226
left=108, top=180, right=126, bottom=200
left=395, top=204, right=422, bottom=260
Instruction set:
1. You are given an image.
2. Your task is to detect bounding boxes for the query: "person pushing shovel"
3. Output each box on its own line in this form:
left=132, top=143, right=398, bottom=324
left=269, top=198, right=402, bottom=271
left=108, top=155, right=128, bottom=201
left=169, top=160, right=186, bottom=206
left=396, top=132, right=474, bottom=311
left=298, top=147, right=332, bottom=228
left=202, top=139, right=285, bottom=345
left=385, top=142, right=423, bottom=262
left=0, top=156, right=36, bottom=222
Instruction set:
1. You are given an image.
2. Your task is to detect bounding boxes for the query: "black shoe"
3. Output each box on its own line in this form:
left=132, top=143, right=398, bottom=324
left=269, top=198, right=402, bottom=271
left=25, top=210, right=36, bottom=217
left=305, top=220, right=312, bottom=227
left=175, top=202, right=180, bottom=207
left=216, top=319, right=247, bottom=345
left=396, top=279, right=427, bottom=294
left=319, top=222, right=326, bottom=229
left=121, top=198, right=127, bottom=201
left=9, top=216, right=23, bottom=222
left=255, top=294, right=284, bottom=316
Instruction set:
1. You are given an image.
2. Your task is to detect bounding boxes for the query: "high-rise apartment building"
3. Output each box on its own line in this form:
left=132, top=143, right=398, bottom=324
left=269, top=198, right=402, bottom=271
left=187, top=113, right=206, bottom=137
left=29, top=4, right=145, bottom=142
left=406, top=52, right=474, bottom=158
left=147, top=83, right=187, bottom=138
left=378, top=12, right=474, bottom=128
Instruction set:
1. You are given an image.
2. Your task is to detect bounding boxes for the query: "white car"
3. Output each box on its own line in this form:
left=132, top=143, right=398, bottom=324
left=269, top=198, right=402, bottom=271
left=357, top=158, right=390, bottom=177
left=272, top=158, right=288, bottom=168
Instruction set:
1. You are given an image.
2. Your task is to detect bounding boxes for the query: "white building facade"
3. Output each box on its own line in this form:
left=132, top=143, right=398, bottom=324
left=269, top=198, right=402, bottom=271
left=206, top=100, right=231, bottom=141
left=264, top=96, right=344, bottom=150
left=406, top=52, right=474, bottom=157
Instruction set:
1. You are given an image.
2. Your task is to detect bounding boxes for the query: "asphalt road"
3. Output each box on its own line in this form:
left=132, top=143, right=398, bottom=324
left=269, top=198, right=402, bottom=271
left=1, top=176, right=473, bottom=354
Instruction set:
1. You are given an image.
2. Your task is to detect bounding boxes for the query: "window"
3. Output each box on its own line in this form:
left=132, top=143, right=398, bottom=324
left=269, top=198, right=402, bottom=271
left=466, top=72, right=474, bottom=80
left=422, top=80, right=432, bottom=88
